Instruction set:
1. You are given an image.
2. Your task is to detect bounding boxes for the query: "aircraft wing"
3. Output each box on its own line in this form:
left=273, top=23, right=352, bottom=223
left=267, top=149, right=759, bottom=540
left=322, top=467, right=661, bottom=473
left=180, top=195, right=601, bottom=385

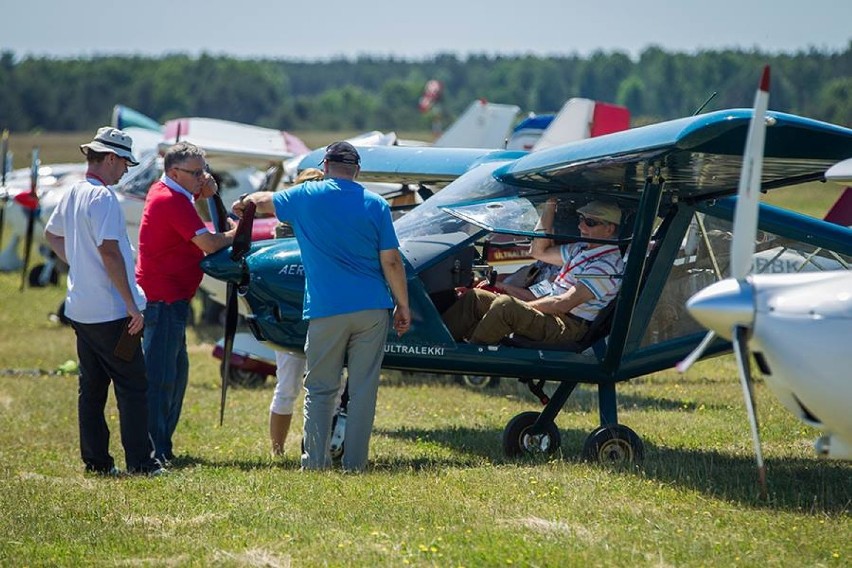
left=497, top=109, right=852, bottom=200
left=297, top=145, right=527, bottom=185
left=159, top=117, right=310, bottom=170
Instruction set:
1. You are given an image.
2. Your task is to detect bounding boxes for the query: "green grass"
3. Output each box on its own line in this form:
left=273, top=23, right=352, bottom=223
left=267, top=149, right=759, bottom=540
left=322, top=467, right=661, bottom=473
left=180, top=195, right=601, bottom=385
left=1, top=270, right=850, bottom=566
left=1, top=135, right=849, bottom=565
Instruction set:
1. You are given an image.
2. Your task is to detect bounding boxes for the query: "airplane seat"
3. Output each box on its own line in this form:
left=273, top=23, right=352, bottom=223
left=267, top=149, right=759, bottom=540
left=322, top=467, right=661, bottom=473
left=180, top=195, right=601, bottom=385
left=502, top=297, right=618, bottom=353
left=617, top=208, right=636, bottom=256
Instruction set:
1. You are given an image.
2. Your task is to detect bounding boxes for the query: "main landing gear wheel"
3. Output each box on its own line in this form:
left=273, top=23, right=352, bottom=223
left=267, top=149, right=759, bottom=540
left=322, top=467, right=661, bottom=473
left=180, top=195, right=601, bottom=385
left=455, top=374, right=500, bottom=389
left=581, top=424, right=644, bottom=464
left=502, top=411, right=561, bottom=457
left=220, top=364, right=266, bottom=389
left=28, top=264, right=59, bottom=287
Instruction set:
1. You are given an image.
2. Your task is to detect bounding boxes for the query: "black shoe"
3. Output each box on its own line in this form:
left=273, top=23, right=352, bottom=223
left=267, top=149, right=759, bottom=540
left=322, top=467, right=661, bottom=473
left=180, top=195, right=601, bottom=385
left=85, top=465, right=121, bottom=477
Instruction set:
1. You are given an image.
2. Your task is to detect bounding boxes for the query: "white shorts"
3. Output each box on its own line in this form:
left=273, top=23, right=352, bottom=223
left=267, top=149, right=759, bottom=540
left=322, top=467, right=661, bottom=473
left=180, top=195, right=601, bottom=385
left=270, top=352, right=307, bottom=415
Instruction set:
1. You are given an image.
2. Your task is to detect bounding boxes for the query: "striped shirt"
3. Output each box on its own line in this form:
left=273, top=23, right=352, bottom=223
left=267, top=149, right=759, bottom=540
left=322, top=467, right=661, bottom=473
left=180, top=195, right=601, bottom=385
left=552, top=242, right=624, bottom=321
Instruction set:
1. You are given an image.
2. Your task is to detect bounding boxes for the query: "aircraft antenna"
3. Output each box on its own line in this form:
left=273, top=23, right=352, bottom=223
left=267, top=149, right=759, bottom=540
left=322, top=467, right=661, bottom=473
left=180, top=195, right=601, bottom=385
left=692, top=92, right=718, bottom=116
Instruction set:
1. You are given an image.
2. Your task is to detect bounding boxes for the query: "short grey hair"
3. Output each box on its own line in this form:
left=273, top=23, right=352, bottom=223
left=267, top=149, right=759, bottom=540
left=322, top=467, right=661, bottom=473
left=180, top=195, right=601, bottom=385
left=164, top=141, right=207, bottom=170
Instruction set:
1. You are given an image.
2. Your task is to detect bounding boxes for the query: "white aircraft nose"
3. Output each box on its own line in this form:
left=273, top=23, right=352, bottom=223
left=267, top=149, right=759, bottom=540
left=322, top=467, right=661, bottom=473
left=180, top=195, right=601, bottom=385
left=685, top=278, right=755, bottom=340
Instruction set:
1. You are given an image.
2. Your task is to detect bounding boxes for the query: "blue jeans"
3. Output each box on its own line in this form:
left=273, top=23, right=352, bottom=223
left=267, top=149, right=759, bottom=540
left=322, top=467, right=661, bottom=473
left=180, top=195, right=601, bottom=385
left=143, top=300, right=190, bottom=461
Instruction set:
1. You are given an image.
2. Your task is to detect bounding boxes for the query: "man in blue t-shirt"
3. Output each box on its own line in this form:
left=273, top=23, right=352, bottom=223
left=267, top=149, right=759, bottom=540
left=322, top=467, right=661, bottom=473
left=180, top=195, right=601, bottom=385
left=234, top=141, right=410, bottom=471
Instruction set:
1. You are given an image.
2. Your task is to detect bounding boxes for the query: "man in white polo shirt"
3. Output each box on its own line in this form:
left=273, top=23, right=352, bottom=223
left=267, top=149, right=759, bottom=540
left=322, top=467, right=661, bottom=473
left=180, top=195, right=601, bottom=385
left=44, top=127, right=163, bottom=476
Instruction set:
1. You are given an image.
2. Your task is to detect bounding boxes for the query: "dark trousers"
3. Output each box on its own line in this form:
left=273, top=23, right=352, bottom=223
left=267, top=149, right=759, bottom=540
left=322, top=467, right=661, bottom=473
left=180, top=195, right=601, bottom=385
left=71, top=318, right=158, bottom=473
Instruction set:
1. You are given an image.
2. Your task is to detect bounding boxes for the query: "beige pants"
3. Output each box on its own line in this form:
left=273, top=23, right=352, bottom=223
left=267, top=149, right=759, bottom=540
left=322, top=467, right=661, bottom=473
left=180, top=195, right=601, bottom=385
left=442, top=289, right=588, bottom=345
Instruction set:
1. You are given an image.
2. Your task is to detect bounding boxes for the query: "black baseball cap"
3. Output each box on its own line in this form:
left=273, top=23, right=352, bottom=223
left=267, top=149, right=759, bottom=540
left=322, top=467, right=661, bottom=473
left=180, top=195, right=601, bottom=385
left=322, top=141, right=360, bottom=165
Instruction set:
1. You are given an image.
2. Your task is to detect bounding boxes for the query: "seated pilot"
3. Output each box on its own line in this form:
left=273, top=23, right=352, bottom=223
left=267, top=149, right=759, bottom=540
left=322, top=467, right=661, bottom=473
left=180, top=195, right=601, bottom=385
left=442, top=199, right=624, bottom=346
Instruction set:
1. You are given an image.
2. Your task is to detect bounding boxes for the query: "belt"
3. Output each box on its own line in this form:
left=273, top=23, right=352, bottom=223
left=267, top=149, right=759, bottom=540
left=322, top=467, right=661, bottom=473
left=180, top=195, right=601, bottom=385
left=561, top=312, right=591, bottom=326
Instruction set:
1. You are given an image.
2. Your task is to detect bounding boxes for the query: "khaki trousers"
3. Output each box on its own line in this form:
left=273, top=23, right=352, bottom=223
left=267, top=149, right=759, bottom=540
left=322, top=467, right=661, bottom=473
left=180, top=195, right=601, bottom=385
left=442, top=289, right=588, bottom=345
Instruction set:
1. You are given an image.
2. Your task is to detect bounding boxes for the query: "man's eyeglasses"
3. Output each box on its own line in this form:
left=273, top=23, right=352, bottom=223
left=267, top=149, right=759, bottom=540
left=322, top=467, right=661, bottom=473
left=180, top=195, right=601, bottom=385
left=578, top=214, right=608, bottom=228
left=173, top=166, right=206, bottom=178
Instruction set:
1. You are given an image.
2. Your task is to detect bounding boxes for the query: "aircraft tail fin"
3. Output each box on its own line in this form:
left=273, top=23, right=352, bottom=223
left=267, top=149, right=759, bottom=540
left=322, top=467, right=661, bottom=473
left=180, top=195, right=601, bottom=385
left=532, top=98, right=630, bottom=152
left=112, top=105, right=163, bottom=132
left=433, top=100, right=520, bottom=149
left=823, top=187, right=852, bottom=227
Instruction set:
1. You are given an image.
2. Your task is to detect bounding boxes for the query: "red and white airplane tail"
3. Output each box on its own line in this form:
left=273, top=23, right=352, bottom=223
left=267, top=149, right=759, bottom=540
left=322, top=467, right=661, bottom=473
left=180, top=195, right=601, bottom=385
left=532, top=98, right=630, bottom=152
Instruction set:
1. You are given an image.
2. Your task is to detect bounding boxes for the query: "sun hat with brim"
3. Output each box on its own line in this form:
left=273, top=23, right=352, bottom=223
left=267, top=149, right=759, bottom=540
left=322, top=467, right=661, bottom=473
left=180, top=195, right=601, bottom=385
left=577, top=200, right=622, bottom=225
left=80, top=127, right=139, bottom=166
left=321, top=141, right=360, bottom=165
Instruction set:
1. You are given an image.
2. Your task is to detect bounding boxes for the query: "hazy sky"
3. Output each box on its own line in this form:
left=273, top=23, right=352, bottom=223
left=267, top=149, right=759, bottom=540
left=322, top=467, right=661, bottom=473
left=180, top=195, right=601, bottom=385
left=5, top=0, right=850, bottom=60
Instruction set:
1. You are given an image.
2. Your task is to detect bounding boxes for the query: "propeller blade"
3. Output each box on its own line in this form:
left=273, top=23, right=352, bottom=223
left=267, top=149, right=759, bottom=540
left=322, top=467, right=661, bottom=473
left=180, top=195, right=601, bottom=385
left=675, top=330, right=716, bottom=373
left=730, top=65, right=770, bottom=280
left=218, top=201, right=256, bottom=426
left=732, top=324, right=767, bottom=498
left=209, top=192, right=231, bottom=233
left=219, top=280, right=238, bottom=426
left=231, top=201, right=256, bottom=260
left=19, top=147, right=40, bottom=292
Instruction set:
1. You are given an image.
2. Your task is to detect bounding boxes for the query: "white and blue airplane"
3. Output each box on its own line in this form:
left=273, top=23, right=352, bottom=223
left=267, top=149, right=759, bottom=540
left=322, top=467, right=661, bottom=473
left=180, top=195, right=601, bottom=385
left=681, top=68, right=852, bottom=500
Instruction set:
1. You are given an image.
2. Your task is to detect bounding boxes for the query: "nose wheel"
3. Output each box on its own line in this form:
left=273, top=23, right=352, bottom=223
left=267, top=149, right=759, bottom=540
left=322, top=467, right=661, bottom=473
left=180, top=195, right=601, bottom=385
left=502, top=411, right=561, bottom=457
left=581, top=424, right=644, bottom=464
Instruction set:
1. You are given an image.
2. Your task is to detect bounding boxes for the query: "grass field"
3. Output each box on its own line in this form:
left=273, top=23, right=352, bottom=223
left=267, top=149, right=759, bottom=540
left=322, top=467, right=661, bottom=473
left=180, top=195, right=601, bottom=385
left=1, top=133, right=849, bottom=565
left=0, top=270, right=850, bottom=565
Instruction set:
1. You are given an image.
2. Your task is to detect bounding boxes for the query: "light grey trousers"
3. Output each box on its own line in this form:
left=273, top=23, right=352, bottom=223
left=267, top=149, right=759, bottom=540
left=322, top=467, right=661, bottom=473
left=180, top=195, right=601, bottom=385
left=301, top=309, right=389, bottom=472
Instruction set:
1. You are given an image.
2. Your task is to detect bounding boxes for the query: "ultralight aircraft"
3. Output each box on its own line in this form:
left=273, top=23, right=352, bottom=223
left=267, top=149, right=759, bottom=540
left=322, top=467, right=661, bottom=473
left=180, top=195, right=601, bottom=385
left=199, top=87, right=852, bottom=463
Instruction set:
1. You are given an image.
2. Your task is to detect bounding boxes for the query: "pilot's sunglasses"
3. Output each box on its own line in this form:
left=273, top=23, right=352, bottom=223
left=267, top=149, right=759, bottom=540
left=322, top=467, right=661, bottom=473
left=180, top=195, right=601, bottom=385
left=174, top=166, right=207, bottom=178
left=578, top=214, right=606, bottom=227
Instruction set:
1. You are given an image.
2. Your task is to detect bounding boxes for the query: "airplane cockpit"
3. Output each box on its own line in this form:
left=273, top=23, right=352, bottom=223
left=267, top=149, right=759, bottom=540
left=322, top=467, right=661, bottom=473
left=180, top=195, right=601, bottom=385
left=392, top=159, right=638, bottom=347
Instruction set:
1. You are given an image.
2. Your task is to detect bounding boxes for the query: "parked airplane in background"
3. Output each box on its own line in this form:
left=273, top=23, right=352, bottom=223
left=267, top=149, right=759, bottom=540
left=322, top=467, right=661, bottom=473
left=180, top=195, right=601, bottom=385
left=0, top=127, right=162, bottom=284
left=506, top=98, right=630, bottom=152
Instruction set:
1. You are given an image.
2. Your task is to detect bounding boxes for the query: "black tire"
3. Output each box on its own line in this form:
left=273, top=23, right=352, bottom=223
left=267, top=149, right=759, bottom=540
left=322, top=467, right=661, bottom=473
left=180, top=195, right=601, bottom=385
left=329, top=412, right=345, bottom=461
left=454, top=375, right=500, bottom=389
left=28, top=264, right=59, bottom=287
left=222, top=365, right=266, bottom=388
left=581, top=424, right=644, bottom=464
left=502, top=411, right=561, bottom=457
left=300, top=411, right=345, bottom=462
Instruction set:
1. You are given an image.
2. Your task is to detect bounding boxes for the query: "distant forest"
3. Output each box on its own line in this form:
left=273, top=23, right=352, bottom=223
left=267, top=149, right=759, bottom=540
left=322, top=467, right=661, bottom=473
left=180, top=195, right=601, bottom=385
left=1, top=44, right=849, bottom=133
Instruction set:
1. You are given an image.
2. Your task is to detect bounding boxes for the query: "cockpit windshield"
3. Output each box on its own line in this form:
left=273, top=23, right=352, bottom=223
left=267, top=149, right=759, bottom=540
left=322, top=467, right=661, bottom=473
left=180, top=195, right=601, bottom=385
left=394, top=160, right=517, bottom=243
left=394, top=159, right=635, bottom=246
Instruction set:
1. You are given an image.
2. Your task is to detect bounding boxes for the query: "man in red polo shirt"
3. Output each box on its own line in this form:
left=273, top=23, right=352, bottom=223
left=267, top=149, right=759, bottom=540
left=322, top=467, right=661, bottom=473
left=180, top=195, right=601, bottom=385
left=136, top=141, right=236, bottom=464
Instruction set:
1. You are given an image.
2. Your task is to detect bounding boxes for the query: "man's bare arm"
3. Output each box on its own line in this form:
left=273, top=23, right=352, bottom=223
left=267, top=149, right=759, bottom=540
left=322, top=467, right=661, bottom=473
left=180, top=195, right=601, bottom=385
left=528, top=282, right=594, bottom=316
left=191, top=228, right=236, bottom=254
left=380, top=248, right=411, bottom=336
left=232, top=191, right=276, bottom=218
left=97, top=239, right=144, bottom=334
left=44, top=230, right=67, bottom=264
left=529, top=198, right=564, bottom=265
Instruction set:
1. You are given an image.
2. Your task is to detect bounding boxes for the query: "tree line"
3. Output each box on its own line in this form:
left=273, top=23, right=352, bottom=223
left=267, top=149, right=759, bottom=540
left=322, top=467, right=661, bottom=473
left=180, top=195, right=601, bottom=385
left=1, top=44, right=849, bottom=134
